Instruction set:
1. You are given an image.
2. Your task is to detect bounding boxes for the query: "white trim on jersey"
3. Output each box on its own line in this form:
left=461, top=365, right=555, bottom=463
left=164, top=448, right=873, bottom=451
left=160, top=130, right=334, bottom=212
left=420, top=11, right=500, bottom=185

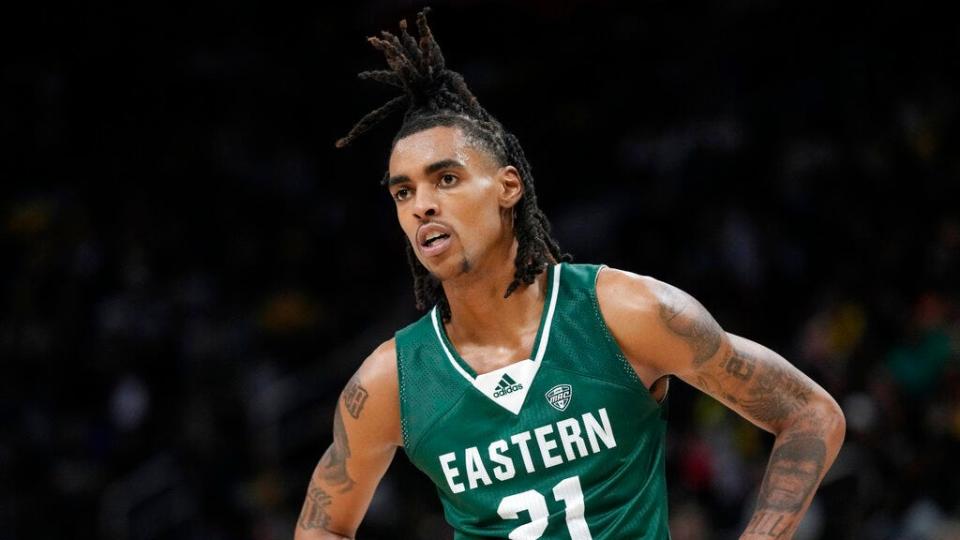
left=533, top=263, right=561, bottom=364
left=431, top=305, right=474, bottom=382
left=430, top=264, right=562, bottom=415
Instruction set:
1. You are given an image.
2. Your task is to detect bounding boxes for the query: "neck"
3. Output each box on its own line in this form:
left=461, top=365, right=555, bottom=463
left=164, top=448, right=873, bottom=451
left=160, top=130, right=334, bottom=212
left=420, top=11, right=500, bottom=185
left=440, top=240, right=550, bottom=348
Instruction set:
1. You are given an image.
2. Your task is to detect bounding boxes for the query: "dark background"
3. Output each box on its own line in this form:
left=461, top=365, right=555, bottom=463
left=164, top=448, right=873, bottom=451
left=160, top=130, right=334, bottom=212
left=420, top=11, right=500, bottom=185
left=3, top=1, right=959, bottom=539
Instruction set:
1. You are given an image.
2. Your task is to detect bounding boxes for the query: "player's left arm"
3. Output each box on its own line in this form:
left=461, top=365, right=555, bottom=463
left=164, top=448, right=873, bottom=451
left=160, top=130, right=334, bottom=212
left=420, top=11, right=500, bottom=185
left=597, top=268, right=845, bottom=539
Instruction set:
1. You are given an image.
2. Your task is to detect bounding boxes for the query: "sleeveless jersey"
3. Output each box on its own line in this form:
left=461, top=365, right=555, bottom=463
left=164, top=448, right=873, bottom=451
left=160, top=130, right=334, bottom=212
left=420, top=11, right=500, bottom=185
left=395, top=263, right=670, bottom=539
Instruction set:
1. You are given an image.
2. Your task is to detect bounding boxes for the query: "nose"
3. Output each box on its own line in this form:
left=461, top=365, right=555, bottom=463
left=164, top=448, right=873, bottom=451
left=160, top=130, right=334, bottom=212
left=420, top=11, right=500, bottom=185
left=412, top=187, right=439, bottom=220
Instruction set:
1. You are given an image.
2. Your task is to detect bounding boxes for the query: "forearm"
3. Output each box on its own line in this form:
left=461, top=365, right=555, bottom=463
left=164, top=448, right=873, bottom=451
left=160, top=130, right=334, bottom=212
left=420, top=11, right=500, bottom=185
left=293, top=481, right=357, bottom=540
left=293, top=352, right=402, bottom=540
left=596, top=276, right=847, bottom=537
left=295, top=528, right=352, bottom=540
left=742, top=399, right=846, bottom=539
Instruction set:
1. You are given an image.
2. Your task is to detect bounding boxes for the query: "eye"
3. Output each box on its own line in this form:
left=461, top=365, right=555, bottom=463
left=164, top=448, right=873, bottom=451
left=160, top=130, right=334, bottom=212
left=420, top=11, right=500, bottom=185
left=393, top=187, right=411, bottom=201
left=439, top=173, right=458, bottom=186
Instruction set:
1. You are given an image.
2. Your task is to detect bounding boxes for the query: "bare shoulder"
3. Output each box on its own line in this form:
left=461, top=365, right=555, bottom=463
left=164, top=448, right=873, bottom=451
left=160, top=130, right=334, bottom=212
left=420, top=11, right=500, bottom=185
left=295, top=339, right=402, bottom=537
left=596, top=266, right=696, bottom=338
left=355, top=338, right=399, bottom=390
left=345, top=338, right=401, bottom=446
left=595, top=267, right=672, bottom=384
left=595, top=266, right=728, bottom=380
left=595, top=266, right=665, bottom=318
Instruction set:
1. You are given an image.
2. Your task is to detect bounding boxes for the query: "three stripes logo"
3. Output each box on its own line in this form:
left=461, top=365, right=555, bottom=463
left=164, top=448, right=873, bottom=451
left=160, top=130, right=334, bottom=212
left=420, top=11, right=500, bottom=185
left=492, top=374, right=523, bottom=398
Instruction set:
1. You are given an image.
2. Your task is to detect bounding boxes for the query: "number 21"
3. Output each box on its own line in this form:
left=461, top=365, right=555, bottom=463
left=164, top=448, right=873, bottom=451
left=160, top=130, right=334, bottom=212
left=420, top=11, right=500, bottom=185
left=496, top=475, right=592, bottom=539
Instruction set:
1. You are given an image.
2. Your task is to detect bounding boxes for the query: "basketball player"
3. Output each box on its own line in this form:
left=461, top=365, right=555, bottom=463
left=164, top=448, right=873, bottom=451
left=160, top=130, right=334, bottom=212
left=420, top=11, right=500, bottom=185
left=295, top=10, right=845, bottom=539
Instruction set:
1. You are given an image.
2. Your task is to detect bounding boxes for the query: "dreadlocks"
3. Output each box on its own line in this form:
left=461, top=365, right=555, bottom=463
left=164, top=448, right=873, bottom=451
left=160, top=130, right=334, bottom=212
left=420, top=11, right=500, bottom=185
left=337, top=8, right=571, bottom=321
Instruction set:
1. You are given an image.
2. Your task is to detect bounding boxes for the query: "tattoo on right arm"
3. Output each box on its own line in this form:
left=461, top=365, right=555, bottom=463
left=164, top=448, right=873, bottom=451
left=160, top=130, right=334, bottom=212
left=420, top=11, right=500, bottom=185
left=317, top=402, right=357, bottom=493
left=298, top=487, right=333, bottom=530
left=342, top=375, right=368, bottom=419
left=296, top=375, right=372, bottom=536
left=312, top=375, right=369, bottom=493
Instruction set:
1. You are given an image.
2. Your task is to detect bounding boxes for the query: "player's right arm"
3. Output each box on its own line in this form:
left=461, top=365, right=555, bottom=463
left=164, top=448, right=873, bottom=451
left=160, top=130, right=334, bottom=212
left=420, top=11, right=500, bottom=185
left=294, top=339, right=402, bottom=540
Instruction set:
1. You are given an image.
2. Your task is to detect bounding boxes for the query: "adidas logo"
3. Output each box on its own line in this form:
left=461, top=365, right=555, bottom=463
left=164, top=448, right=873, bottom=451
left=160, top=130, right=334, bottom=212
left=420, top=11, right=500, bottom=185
left=493, top=374, right=523, bottom=398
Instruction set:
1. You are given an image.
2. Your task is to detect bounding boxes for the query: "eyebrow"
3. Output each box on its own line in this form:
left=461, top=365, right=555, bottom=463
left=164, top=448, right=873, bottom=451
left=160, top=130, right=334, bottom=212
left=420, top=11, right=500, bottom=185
left=384, top=158, right=466, bottom=187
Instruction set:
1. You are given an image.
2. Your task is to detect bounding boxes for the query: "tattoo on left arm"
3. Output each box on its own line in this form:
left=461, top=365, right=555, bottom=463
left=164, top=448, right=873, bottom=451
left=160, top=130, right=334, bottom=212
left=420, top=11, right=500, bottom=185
left=745, top=436, right=827, bottom=537
left=757, top=436, right=826, bottom=511
left=657, top=285, right=723, bottom=367
left=714, top=347, right=813, bottom=426
left=739, top=360, right=812, bottom=425
left=721, top=350, right=755, bottom=381
left=650, top=281, right=839, bottom=538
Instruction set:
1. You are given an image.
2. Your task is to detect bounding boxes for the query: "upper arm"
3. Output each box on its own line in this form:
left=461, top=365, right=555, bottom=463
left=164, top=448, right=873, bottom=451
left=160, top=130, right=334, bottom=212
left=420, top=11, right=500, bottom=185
left=597, top=267, right=841, bottom=435
left=296, top=339, right=401, bottom=539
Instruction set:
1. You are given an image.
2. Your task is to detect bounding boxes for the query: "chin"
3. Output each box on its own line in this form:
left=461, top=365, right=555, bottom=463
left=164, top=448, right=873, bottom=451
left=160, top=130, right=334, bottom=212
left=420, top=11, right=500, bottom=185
left=423, top=256, right=471, bottom=283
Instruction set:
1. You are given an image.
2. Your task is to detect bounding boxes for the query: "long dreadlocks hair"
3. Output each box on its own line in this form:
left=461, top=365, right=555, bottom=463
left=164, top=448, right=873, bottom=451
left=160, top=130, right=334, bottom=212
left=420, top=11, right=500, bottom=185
left=337, top=8, right=571, bottom=321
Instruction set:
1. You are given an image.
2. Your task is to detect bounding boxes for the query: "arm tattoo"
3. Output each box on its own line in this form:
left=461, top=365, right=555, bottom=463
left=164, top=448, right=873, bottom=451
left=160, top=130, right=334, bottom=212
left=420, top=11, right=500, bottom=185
left=658, top=285, right=723, bottom=366
left=298, top=487, right=333, bottom=530
left=696, top=373, right=740, bottom=404
left=745, top=511, right=793, bottom=538
left=297, top=378, right=367, bottom=532
left=757, top=437, right=826, bottom=511
left=745, top=437, right=827, bottom=537
left=720, top=350, right=755, bottom=380
left=739, top=358, right=812, bottom=424
left=317, top=405, right=356, bottom=493
left=343, top=375, right=368, bottom=419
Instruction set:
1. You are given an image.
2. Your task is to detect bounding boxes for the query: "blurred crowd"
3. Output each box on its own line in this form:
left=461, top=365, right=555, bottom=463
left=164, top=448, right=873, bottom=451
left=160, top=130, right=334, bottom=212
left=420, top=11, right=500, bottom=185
left=2, top=2, right=958, bottom=539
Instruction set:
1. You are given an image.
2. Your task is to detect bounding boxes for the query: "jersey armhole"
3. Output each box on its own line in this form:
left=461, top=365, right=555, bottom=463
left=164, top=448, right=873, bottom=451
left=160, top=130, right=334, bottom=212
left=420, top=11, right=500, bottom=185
left=394, top=332, right=412, bottom=450
left=590, top=265, right=670, bottom=407
left=395, top=328, right=470, bottom=458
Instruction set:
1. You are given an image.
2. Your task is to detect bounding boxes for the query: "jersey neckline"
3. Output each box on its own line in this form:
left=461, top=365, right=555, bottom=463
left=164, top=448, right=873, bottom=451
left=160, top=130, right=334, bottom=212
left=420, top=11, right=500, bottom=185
left=430, top=263, right=562, bottom=401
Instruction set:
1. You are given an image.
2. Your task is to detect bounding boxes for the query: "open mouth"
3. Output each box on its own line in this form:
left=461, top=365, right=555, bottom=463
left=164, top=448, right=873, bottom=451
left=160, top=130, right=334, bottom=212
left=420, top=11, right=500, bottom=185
left=422, top=233, right=450, bottom=247
left=417, top=223, right=453, bottom=257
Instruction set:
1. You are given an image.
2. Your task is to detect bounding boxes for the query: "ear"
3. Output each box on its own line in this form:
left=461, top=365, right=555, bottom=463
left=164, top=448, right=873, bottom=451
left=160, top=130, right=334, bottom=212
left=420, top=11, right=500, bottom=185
left=497, top=165, right=524, bottom=209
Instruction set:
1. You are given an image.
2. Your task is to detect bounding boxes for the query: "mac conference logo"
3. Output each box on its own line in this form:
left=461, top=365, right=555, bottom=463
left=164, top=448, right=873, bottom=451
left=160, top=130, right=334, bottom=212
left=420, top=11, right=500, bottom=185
left=545, top=384, right=572, bottom=411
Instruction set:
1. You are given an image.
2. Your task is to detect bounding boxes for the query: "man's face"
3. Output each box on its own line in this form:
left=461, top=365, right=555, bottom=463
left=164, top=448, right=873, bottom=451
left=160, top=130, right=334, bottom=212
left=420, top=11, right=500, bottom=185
left=387, top=125, right=521, bottom=281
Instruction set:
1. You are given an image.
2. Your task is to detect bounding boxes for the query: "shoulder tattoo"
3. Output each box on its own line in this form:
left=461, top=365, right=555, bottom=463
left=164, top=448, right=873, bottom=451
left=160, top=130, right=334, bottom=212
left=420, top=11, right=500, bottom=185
left=657, top=283, right=723, bottom=367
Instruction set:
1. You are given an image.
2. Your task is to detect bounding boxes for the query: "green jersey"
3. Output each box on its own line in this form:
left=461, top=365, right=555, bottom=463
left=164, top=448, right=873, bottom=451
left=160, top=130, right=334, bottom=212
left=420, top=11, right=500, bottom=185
left=395, top=263, right=670, bottom=539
